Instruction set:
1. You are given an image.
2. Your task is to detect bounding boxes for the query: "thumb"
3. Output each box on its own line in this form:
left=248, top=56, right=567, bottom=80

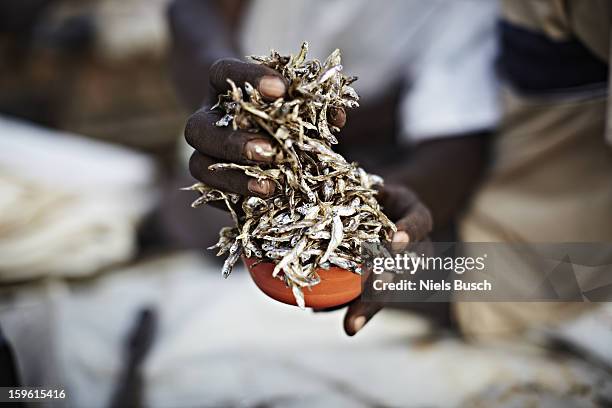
left=343, top=299, right=383, bottom=336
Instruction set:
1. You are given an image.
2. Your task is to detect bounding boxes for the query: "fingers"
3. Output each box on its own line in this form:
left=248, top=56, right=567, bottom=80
left=377, top=184, right=433, bottom=243
left=328, top=107, right=346, bottom=128
left=185, top=108, right=276, bottom=164
left=343, top=299, right=383, bottom=336
left=376, top=184, right=420, bottom=220
left=209, top=58, right=287, bottom=101
left=391, top=230, right=410, bottom=252
left=189, top=151, right=276, bottom=198
left=189, top=59, right=348, bottom=201
left=208, top=58, right=347, bottom=128
left=395, top=201, right=432, bottom=243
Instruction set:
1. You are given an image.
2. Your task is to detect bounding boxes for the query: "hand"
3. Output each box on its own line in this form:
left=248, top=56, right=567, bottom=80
left=185, top=58, right=346, bottom=199
left=340, top=183, right=433, bottom=336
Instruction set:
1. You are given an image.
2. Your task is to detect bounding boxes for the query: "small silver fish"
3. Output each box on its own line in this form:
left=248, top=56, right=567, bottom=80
left=185, top=43, right=395, bottom=307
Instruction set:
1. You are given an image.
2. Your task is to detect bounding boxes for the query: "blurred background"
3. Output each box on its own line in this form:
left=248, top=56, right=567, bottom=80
left=0, top=0, right=611, bottom=407
left=0, top=0, right=182, bottom=168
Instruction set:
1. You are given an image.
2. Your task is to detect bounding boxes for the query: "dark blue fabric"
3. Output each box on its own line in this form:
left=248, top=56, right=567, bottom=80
left=498, top=21, right=609, bottom=93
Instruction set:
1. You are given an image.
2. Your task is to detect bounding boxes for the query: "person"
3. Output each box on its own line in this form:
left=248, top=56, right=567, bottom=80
left=456, top=0, right=612, bottom=339
left=165, top=0, right=500, bottom=335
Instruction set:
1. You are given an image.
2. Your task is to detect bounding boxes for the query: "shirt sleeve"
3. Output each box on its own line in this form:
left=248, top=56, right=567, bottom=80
left=400, top=0, right=501, bottom=143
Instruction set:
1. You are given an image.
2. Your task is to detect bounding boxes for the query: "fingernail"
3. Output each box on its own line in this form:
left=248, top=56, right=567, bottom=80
left=245, top=140, right=274, bottom=162
left=392, top=231, right=409, bottom=244
left=248, top=179, right=275, bottom=196
left=391, top=231, right=410, bottom=252
left=258, top=76, right=285, bottom=99
left=329, top=107, right=346, bottom=128
left=352, top=316, right=366, bottom=333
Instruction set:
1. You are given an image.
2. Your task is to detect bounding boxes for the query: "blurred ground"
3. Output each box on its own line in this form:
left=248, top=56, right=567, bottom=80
left=1, top=253, right=611, bottom=408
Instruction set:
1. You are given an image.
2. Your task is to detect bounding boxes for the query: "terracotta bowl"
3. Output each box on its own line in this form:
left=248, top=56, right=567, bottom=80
left=243, top=257, right=361, bottom=308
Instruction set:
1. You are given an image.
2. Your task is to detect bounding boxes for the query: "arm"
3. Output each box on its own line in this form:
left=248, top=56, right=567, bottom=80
left=383, top=133, right=490, bottom=234
left=167, top=0, right=247, bottom=109
left=385, top=0, right=498, bottom=233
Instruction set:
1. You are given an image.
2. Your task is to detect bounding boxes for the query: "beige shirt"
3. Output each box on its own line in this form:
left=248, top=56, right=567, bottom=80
left=457, top=0, right=612, bottom=339
left=500, top=0, right=612, bottom=145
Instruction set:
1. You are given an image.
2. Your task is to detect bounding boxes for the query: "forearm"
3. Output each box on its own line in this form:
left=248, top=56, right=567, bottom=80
left=167, top=0, right=244, bottom=109
left=382, top=132, right=490, bottom=232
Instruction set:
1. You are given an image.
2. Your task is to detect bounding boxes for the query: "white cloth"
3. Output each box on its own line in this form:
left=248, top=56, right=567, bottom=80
left=0, top=117, right=156, bottom=282
left=240, top=0, right=500, bottom=143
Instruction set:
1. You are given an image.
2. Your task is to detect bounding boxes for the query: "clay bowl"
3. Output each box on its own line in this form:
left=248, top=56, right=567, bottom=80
left=243, top=257, right=361, bottom=308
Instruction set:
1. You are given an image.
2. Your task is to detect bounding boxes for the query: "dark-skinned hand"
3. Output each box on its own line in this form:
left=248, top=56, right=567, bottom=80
left=186, top=58, right=346, bottom=197
left=185, top=58, right=433, bottom=336
left=320, top=183, right=433, bottom=336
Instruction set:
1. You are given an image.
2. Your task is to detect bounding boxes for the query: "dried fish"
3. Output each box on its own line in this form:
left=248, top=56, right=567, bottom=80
left=187, top=42, right=395, bottom=307
left=320, top=214, right=343, bottom=264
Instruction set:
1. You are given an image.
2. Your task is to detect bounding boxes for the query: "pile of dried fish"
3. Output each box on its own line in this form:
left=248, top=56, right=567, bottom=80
left=186, top=42, right=396, bottom=307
